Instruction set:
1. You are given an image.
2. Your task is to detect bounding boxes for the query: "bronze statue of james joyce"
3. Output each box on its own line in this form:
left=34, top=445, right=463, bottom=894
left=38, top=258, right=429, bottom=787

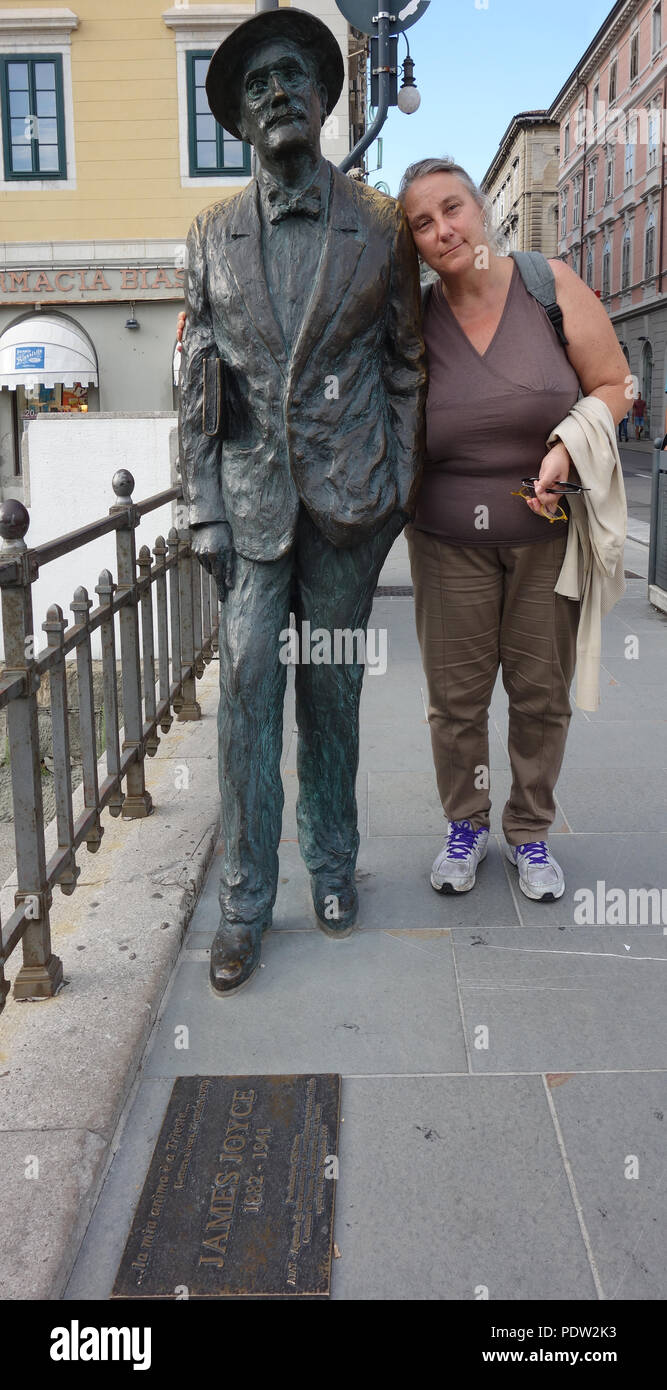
left=178, top=7, right=426, bottom=994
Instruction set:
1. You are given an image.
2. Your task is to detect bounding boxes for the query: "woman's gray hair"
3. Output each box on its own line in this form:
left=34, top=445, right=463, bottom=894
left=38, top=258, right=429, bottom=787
left=398, top=156, right=504, bottom=255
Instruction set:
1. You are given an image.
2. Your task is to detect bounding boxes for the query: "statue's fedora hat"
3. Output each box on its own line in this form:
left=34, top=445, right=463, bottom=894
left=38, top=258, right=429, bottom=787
left=205, top=8, right=345, bottom=142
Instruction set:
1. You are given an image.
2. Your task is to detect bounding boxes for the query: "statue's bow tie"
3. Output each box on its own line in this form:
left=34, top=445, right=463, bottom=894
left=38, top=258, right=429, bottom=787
left=267, top=185, right=322, bottom=224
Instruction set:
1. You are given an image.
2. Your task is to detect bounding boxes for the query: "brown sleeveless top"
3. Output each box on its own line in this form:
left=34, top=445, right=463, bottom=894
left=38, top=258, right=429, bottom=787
left=412, top=258, right=581, bottom=545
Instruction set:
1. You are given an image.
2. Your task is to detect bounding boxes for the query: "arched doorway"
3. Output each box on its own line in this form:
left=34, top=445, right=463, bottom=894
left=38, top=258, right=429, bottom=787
left=641, top=340, right=653, bottom=437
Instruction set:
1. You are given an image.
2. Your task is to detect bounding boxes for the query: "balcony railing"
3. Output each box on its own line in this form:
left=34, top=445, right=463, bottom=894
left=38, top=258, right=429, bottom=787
left=0, top=469, right=219, bottom=1013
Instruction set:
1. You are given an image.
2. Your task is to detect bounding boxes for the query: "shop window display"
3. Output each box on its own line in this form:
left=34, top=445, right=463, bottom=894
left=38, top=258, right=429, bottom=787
left=17, top=381, right=89, bottom=417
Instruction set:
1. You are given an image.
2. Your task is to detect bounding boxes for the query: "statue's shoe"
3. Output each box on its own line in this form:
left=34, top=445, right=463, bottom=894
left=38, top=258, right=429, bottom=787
left=311, top=873, right=358, bottom=937
left=209, top=916, right=268, bottom=995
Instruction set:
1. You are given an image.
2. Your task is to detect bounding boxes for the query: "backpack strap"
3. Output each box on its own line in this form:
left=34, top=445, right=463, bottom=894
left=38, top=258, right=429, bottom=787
left=509, top=249, right=569, bottom=348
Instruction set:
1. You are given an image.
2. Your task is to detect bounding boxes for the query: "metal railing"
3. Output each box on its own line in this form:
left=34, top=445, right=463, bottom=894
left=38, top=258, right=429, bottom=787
left=0, top=469, right=219, bottom=1013
left=648, top=436, right=667, bottom=598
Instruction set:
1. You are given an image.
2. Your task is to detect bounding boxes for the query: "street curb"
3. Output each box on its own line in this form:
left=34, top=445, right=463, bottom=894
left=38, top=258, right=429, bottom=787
left=0, top=662, right=222, bottom=1300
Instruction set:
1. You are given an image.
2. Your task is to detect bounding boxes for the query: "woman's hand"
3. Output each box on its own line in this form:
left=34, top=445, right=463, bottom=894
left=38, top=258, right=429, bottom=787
left=176, top=310, right=186, bottom=345
left=525, top=441, right=571, bottom=518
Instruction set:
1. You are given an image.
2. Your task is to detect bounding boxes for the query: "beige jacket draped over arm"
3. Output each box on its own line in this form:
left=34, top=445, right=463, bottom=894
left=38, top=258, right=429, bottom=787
left=546, top=395, right=628, bottom=712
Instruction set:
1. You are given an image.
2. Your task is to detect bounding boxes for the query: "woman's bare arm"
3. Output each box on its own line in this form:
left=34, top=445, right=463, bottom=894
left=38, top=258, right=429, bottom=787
left=548, top=259, right=630, bottom=426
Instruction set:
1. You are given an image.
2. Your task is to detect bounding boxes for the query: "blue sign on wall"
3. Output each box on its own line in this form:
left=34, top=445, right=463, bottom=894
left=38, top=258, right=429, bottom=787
left=15, top=346, right=45, bottom=369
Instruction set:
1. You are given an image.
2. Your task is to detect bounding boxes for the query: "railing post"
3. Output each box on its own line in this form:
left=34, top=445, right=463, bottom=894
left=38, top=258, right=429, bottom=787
left=153, top=536, right=173, bottom=734
left=95, top=569, right=124, bottom=818
left=110, top=470, right=153, bottom=819
left=70, top=585, right=104, bottom=851
left=200, top=552, right=212, bottom=665
left=0, top=501, right=62, bottom=1000
left=210, top=571, right=220, bottom=654
left=192, top=552, right=205, bottom=679
left=0, top=927, right=8, bottom=1013
left=167, top=527, right=183, bottom=715
left=42, top=603, right=80, bottom=895
left=176, top=527, right=201, bottom=722
left=138, top=544, right=159, bottom=756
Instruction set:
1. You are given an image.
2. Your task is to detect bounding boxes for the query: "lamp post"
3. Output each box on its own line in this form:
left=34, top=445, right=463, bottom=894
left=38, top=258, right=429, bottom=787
left=251, top=1, right=279, bottom=172
left=335, top=0, right=430, bottom=174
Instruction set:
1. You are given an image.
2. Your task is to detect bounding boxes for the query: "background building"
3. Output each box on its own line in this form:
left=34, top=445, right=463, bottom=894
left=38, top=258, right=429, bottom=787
left=0, top=1, right=366, bottom=497
left=551, top=0, right=666, bottom=437
left=482, top=112, right=560, bottom=257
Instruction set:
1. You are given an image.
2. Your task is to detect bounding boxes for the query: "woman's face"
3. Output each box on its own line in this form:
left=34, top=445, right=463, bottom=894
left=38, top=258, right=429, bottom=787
left=402, top=172, right=487, bottom=276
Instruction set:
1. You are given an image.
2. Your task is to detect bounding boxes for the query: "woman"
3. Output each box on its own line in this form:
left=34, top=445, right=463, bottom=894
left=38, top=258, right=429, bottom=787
left=398, top=157, right=629, bottom=902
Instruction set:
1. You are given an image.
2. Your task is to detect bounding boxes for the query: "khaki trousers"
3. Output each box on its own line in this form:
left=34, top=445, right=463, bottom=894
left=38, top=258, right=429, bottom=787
left=405, top=525, right=580, bottom=845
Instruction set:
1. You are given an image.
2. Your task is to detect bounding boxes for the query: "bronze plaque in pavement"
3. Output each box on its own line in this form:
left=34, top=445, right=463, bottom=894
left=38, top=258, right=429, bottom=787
left=112, top=1074, right=341, bottom=1299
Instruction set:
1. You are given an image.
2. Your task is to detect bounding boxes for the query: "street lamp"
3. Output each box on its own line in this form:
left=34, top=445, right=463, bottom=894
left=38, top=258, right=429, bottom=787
left=397, top=54, right=421, bottom=113
left=335, top=1, right=430, bottom=173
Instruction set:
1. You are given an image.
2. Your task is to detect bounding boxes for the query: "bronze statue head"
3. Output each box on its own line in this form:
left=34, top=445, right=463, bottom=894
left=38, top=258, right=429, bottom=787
left=237, top=39, right=328, bottom=164
left=205, top=8, right=344, bottom=146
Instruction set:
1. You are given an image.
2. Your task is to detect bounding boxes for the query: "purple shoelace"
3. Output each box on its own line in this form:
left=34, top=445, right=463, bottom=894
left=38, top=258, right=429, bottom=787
left=516, top=841, right=550, bottom=864
left=447, top=821, right=483, bottom=860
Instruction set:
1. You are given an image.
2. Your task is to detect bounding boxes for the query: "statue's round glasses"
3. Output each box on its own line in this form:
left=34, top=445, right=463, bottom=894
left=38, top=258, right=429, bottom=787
left=510, top=477, right=590, bottom=524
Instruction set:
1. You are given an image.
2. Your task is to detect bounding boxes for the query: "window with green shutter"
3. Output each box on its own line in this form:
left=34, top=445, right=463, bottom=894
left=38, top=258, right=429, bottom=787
left=0, top=54, right=66, bottom=180
left=187, top=51, right=251, bottom=177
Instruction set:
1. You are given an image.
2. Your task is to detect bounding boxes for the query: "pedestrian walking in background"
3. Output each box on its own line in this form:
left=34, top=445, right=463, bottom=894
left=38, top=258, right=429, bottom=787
left=632, top=392, right=646, bottom=439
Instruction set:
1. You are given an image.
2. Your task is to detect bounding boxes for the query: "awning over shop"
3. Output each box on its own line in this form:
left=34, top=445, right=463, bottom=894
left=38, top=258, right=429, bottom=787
left=0, top=315, right=98, bottom=390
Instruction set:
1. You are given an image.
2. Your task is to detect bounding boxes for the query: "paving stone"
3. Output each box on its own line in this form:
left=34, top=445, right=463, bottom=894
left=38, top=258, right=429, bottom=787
left=577, top=682, right=667, bottom=721
left=560, top=722, right=666, bottom=770
left=330, top=1075, right=597, bottom=1300
left=601, top=655, right=667, bottom=687
left=145, top=930, right=468, bottom=1078
left=551, top=769, right=666, bottom=833
left=452, top=923, right=667, bottom=955
left=547, top=1072, right=667, bottom=1300
left=357, top=718, right=436, bottom=774
left=453, top=925, right=667, bottom=1073
left=359, top=661, right=428, bottom=723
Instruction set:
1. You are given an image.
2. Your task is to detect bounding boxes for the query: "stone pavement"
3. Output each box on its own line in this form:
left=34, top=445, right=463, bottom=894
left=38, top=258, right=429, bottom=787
left=61, top=531, right=667, bottom=1303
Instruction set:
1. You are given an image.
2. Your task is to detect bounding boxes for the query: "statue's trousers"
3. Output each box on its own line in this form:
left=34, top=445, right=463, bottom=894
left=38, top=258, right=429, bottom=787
left=216, top=503, right=406, bottom=924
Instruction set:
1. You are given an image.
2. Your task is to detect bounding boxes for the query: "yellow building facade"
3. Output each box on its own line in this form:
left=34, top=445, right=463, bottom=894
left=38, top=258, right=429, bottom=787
left=0, top=1, right=360, bottom=486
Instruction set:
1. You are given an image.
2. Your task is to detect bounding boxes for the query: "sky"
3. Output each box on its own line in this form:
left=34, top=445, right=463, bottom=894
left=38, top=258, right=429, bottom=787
left=368, top=0, right=616, bottom=195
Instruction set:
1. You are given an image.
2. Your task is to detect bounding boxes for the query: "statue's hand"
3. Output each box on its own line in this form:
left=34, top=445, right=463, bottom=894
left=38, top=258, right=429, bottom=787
left=191, top=522, right=235, bottom=601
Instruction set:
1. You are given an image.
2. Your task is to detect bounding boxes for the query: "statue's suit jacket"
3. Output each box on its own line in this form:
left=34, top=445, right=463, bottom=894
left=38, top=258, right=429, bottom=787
left=178, top=161, right=427, bottom=560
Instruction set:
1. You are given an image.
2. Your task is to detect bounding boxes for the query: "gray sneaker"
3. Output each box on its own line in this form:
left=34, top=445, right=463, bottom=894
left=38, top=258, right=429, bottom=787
left=504, top=840, right=565, bottom=901
left=431, top=820, right=489, bottom=894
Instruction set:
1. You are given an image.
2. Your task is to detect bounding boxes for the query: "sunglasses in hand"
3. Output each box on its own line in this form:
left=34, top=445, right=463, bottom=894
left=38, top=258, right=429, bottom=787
left=511, top=476, right=591, bottom=524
